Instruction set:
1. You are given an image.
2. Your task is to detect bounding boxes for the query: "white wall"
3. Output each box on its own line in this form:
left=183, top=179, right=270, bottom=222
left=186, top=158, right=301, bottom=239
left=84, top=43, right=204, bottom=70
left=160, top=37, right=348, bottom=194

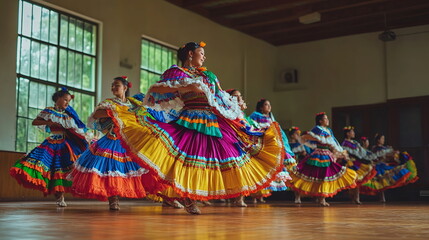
left=386, top=25, right=429, bottom=99
left=273, top=25, right=429, bottom=130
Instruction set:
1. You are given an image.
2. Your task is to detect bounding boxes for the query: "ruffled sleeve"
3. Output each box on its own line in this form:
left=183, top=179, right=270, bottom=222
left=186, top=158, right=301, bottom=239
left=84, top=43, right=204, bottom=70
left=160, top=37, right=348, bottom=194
left=87, top=99, right=116, bottom=130
left=249, top=112, right=272, bottom=129
left=37, top=107, right=86, bottom=136
left=308, top=126, right=344, bottom=152
left=372, top=146, right=394, bottom=158
left=143, top=65, right=242, bottom=121
left=342, top=140, right=377, bottom=161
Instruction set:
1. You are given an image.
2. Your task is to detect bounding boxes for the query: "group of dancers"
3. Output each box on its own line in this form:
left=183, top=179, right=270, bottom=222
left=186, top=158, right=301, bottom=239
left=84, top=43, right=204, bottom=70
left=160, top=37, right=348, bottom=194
left=9, top=41, right=418, bottom=214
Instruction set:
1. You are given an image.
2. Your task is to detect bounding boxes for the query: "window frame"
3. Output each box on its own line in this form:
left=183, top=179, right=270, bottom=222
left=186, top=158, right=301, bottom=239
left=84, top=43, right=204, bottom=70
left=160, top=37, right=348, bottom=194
left=140, top=36, right=178, bottom=94
left=15, top=0, right=99, bottom=152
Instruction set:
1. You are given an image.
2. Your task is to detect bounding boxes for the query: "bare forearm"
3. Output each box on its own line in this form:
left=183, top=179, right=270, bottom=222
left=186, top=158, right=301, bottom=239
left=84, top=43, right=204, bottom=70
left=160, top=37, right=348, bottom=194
left=32, top=118, right=51, bottom=126
left=92, top=109, right=109, bottom=119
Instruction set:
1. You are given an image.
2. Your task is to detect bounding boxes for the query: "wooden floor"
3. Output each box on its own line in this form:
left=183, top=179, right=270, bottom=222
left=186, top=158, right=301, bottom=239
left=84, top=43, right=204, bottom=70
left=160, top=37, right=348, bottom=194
left=1, top=200, right=428, bottom=240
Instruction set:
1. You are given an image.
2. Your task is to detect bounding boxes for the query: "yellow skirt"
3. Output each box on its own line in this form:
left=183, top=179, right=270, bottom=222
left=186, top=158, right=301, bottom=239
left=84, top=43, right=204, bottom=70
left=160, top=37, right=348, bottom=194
left=111, top=105, right=285, bottom=201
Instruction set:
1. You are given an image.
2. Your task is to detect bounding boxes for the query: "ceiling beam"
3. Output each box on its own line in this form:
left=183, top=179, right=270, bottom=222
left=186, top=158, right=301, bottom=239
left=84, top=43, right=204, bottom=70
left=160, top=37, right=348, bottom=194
left=232, top=0, right=386, bottom=29
left=252, top=0, right=429, bottom=38
left=269, top=9, right=429, bottom=45
left=182, top=0, right=220, bottom=7
left=208, top=0, right=324, bottom=18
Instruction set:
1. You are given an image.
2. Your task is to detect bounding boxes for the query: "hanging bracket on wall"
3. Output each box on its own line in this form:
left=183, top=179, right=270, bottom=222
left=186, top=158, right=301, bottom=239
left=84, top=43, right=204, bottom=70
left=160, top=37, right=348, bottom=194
left=120, top=58, right=133, bottom=69
left=379, top=13, right=396, bottom=42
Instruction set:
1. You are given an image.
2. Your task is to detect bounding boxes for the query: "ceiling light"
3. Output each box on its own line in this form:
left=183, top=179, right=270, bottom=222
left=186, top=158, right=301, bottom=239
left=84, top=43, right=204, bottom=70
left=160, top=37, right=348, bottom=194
left=299, top=12, right=321, bottom=24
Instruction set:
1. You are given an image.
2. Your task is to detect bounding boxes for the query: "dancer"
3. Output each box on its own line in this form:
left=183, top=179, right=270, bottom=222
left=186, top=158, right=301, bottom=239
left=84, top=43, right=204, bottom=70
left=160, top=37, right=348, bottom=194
left=288, top=126, right=314, bottom=162
left=286, top=112, right=357, bottom=206
left=249, top=99, right=295, bottom=203
left=10, top=88, right=88, bottom=207
left=341, top=126, right=377, bottom=204
left=360, top=133, right=418, bottom=202
left=112, top=42, right=284, bottom=214
left=69, top=76, right=164, bottom=210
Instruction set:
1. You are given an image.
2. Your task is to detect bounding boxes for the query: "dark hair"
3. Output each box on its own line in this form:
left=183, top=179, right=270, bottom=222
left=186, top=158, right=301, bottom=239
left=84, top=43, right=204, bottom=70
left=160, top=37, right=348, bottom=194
left=52, top=87, right=71, bottom=102
left=288, top=128, right=299, bottom=137
left=256, top=98, right=268, bottom=113
left=343, top=128, right=353, bottom=138
left=113, top=76, right=130, bottom=97
left=177, top=42, right=202, bottom=63
left=226, top=89, right=238, bottom=95
left=315, top=113, right=327, bottom=126
left=374, top=133, right=384, bottom=144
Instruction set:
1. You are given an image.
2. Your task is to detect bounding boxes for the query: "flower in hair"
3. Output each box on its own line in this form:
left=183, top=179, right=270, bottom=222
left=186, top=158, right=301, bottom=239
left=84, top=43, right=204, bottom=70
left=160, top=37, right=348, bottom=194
left=199, top=41, right=206, bottom=47
left=61, top=87, right=68, bottom=92
left=360, top=136, right=368, bottom=141
left=343, top=126, right=354, bottom=130
left=70, top=94, right=75, bottom=99
left=316, top=112, right=326, bottom=116
left=289, top=126, right=300, bottom=131
left=121, top=76, right=128, bottom=80
left=127, top=82, right=132, bottom=88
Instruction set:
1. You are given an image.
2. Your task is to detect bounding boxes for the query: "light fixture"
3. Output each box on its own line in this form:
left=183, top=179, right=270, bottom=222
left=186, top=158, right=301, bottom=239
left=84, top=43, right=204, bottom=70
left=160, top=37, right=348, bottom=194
left=299, top=12, right=321, bottom=24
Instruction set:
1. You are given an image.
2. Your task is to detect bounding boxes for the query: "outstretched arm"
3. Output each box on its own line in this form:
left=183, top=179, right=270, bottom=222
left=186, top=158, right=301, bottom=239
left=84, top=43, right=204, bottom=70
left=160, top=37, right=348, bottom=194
left=32, top=117, right=62, bottom=128
left=91, top=109, right=109, bottom=119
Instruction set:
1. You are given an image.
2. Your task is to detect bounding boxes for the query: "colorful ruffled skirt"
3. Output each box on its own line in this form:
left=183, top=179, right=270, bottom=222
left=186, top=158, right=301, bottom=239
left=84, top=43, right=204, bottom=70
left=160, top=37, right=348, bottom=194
left=339, top=158, right=376, bottom=186
left=10, top=132, right=87, bottom=195
left=286, top=146, right=357, bottom=197
left=359, top=159, right=418, bottom=195
left=69, top=131, right=160, bottom=201
left=112, top=103, right=284, bottom=201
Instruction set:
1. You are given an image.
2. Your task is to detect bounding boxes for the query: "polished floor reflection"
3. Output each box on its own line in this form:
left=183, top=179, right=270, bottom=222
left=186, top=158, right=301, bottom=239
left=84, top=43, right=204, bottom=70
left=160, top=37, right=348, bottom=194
left=0, top=200, right=428, bottom=240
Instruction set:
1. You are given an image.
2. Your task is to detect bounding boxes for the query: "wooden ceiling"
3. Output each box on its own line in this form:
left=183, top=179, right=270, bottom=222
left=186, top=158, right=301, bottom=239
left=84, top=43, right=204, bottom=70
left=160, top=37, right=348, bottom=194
left=165, top=0, right=429, bottom=46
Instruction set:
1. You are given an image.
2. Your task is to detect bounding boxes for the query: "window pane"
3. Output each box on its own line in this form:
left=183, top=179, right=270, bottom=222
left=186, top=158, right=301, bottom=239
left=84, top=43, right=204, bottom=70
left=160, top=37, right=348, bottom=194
left=37, top=84, right=47, bottom=109
left=75, top=20, right=83, bottom=52
left=161, top=48, right=168, bottom=70
left=75, top=54, right=83, bottom=89
left=40, top=8, right=50, bottom=42
left=31, top=5, right=42, bottom=39
left=60, top=14, right=68, bottom=47
left=80, top=93, right=94, bottom=121
left=91, top=25, right=97, bottom=55
left=49, top=11, right=58, bottom=44
left=18, top=0, right=23, bottom=35
left=39, top=43, right=49, bottom=80
left=141, top=40, right=149, bottom=69
left=67, top=51, right=76, bottom=86
left=16, top=38, right=21, bottom=72
left=28, top=81, right=38, bottom=109
left=154, top=45, right=161, bottom=73
left=17, top=78, right=29, bottom=117
left=16, top=117, right=28, bottom=152
left=83, top=55, right=95, bottom=91
left=68, top=17, right=76, bottom=50
left=140, top=70, right=149, bottom=93
left=20, top=37, right=31, bottom=75
left=148, top=42, right=155, bottom=71
left=83, top=22, right=92, bottom=54
left=30, top=40, right=40, bottom=78
left=59, top=48, right=67, bottom=84
left=22, top=1, right=32, bottom=37
left=47, top=45, right=58, bottom=82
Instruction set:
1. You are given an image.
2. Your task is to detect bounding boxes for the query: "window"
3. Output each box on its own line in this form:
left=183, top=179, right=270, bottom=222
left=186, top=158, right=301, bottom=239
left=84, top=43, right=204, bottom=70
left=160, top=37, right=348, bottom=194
left=140, top=38, right=177, bottom=93
left=16, top=0, right=98, bottom=152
